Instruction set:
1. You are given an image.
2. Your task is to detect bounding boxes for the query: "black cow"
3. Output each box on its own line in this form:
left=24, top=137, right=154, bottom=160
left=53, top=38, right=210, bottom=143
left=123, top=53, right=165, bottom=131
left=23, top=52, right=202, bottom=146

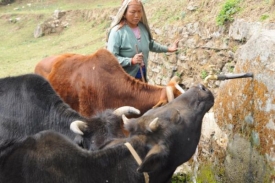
left=0, top=84, right=214, bottom=183
left=0, top=74, right=139, bottom=150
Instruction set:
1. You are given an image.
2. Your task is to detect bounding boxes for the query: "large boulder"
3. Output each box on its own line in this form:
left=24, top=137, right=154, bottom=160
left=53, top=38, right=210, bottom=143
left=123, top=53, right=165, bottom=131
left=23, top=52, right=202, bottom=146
left=33, top=10, right=68, bottom=38
left=213, top=29, right=275, bottom=181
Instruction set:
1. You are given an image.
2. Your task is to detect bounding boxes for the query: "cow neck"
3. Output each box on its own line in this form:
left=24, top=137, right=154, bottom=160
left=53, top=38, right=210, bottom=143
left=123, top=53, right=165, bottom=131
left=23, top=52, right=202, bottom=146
left=124, top=142, right=149, bottom=183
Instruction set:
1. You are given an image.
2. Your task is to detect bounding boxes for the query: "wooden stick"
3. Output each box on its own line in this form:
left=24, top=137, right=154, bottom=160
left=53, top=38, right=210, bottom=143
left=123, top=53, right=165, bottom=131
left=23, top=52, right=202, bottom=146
left=135, top=45, right=145, bottom=82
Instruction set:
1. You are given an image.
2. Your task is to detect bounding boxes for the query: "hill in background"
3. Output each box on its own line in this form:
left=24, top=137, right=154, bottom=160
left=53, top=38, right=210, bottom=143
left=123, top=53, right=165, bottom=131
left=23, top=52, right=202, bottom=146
left=0, top=0, right=274, bottom=77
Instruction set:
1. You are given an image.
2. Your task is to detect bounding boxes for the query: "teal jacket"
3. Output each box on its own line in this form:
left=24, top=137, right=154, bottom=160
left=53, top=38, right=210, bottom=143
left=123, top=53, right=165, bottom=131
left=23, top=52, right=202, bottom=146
left=107, top=22, right=168, bottom=78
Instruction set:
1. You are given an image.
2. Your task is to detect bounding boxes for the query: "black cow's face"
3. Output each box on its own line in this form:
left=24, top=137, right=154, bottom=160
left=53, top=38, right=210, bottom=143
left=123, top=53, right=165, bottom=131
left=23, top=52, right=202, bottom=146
left=71, top=107, right=140, bottom=151
left=72, top=111, right=126, bottom=151
left=123, top=84, right=214, bottom=173
left=86, top=119, right=126, bottom=151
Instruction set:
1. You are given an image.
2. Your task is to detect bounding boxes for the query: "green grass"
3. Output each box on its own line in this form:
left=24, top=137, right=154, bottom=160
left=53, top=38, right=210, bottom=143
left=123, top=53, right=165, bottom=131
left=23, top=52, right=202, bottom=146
left=200, top=70, right=208, bottom=80
left=0, top=0, right=118, bottom=77
left=260, top=14, right=269, bottom=21
left=0, top=17, right=107, bottom=77
left=0, top=0, right=119, bottom=14
left=216, top=0, right=241, bottom=26
left=172, top=173, right=191, bottom=183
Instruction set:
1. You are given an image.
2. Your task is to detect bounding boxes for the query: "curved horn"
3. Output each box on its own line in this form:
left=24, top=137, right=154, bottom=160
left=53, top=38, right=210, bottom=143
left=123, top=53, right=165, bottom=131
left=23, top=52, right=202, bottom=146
left=175, top=84, right=185, bottom=93
left=166, top=86, right=174, bottom=102
left=149, top=118, right=159, bottom=132
left=122, top=114, right=130, bottom=125
left=113, top=106, right=140, bottom=116
left=70, top=120, right=87, bottom=135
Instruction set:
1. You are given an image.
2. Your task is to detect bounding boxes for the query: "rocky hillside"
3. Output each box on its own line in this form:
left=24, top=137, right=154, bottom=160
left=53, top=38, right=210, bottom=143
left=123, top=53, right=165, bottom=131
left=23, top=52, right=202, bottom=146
left=143, top=0, right=275, bottom=90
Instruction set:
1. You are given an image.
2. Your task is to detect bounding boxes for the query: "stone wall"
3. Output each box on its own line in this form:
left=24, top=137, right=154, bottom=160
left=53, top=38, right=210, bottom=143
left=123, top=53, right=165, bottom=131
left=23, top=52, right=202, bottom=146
left=147, top=21, right=236, bottom=98
left=147, top=19, right=275, bottom=181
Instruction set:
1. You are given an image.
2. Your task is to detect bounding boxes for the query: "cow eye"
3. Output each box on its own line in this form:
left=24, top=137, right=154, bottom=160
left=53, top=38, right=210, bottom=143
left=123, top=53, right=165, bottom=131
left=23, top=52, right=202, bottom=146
left=199, top=84, right=207, bottom=91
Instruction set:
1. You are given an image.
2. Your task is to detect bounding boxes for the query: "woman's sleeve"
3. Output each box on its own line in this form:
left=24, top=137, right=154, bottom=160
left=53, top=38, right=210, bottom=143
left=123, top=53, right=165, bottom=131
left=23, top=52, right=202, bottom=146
left=149, top=39, right=168, bottom=53
left=107, top=29, right=132, bottom=67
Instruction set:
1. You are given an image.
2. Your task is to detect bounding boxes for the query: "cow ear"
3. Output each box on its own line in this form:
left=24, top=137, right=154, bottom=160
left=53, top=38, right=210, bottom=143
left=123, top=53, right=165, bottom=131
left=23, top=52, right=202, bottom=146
left=137, top=144, right=168, bottom=173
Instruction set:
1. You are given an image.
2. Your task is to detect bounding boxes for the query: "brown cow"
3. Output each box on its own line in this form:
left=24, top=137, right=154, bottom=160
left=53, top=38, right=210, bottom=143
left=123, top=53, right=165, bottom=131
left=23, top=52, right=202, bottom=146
left=34, top=53, right=74, bottom=78
left=35, top=48, right=184, bottom=118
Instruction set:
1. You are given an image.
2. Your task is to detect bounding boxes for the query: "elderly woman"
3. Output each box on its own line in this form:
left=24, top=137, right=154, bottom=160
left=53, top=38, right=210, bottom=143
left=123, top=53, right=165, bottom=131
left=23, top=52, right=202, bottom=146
left=107, top=0, right=178, bottom=82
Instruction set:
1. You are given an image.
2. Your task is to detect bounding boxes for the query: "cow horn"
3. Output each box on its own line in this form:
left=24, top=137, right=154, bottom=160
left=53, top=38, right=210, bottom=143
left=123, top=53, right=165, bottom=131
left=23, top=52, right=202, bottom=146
left=70, top=120, right=87, bottom=135
left=175, top=84, right=185, bottom=93
left=149, top=118, right=159, bottom=132
left=166, top=86, right=174, bottom=102
left=113, top=106, right=140, bottom=116
left=122, top=114, right=130, bottom=125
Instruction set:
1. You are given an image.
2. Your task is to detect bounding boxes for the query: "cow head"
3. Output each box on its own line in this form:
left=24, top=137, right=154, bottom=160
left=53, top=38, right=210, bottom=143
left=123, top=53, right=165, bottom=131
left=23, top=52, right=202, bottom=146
left=123, top=84, right=214, bottom=173
left=70, top=106, right=140, bottom=150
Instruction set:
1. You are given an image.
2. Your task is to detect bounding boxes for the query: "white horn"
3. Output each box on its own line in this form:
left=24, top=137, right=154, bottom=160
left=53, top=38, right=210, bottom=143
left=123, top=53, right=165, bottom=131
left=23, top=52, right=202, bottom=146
left=122, top=114, right=130, bottom=125
left=70, top=120, right=87, bottom=135
left=166, top=86, right=174, bottom=102
left=175, top=84, right=185, bottom=93
left=149, top=118, right=159, bottom=132
left=113, top=106, right=140, bottom=116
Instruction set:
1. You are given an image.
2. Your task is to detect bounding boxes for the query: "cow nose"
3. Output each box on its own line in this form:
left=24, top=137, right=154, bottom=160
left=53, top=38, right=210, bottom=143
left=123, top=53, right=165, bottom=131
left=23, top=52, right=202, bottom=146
left=198, top=84, right=206, bottom=91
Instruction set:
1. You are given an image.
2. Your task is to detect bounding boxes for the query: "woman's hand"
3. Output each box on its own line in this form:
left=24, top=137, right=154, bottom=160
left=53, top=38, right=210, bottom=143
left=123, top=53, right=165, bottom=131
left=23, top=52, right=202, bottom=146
left=167, top=39, right=179, bottom=52
left=132, top=53, right=144, bottom=66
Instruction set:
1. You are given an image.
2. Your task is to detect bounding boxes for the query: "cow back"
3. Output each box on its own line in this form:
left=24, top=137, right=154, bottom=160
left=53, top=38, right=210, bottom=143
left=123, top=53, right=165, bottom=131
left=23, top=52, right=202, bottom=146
left=47, top=49, right=163, bottom=117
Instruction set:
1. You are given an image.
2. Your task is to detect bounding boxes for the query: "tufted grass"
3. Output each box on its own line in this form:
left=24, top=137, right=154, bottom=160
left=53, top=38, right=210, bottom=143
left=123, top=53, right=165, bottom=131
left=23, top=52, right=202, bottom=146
left=0, top=0, right=118, bottom=77
left=0, top=0, right=119, bottom=14
left=216, top=0, right=241, bottom=26
left=0, top=16, right=108, bottom=77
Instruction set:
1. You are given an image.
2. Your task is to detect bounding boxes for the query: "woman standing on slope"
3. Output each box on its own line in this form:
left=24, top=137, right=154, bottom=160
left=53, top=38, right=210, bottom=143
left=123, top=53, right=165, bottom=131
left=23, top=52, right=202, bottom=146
left=107, top=0, right=179, bottom=82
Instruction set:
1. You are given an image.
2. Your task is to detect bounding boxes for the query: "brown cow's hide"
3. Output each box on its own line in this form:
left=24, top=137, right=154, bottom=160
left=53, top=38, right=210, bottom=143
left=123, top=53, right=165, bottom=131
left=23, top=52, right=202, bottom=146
left=35, top=48, right=183, bottom=118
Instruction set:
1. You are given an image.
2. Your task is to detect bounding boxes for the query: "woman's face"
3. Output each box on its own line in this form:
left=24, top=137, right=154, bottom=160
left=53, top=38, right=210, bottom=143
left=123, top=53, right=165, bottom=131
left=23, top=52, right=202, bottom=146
left=124, top=3, right=143, bottom=28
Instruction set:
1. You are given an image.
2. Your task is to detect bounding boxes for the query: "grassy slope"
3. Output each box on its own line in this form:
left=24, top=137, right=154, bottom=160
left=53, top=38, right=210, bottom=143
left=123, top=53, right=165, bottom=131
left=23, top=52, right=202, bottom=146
left=0, top=0, right=119, bottom=77
left=0, top=0, right=274, bottom=78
